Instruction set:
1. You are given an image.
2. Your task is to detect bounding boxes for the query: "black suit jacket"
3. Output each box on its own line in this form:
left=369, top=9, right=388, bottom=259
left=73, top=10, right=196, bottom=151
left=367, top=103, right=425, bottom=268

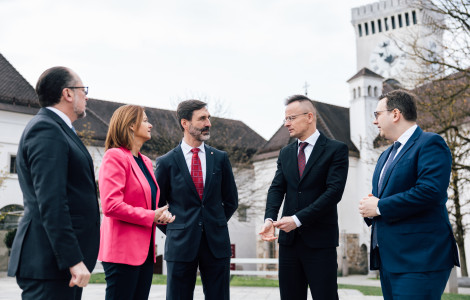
left=8, top=108, right=100, bottom=279
left=154, top=144, right=238, bottom=262
left=265, top=132, right=349, bottom=248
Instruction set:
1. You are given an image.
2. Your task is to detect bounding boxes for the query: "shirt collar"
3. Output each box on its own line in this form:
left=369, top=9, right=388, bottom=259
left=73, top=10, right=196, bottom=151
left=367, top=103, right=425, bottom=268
left=298, top=129, right=320, bottom=146
left=46, top=106, right=73, bottom=129
left=181, top=139, right=205, bottom=154
left=396, top=124, right=418, bottom=147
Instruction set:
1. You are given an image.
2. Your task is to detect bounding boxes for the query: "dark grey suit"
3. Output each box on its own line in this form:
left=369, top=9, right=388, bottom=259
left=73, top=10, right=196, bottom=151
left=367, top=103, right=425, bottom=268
left=8, top=108, right=100, bottom=299
left=155, top=143, right=238, bottom=300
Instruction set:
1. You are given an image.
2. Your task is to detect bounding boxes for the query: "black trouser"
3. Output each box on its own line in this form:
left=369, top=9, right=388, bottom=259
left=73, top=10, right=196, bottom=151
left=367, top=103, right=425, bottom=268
left=17, top=276, right=83, bottom=300
left=166, top=231, right=230, bottom=300
left=102, top=245, right=154, bottom=300
left=279, top=233, right=338, bottom=300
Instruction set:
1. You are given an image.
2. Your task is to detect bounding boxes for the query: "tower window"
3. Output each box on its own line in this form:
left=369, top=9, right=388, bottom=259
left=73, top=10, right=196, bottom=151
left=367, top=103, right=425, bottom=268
left=10, top=155, right=17, bottom=174
left=398, top=14, right=403, bottom=28
left=358, top=24, right=363, bottom=37
left=374, top=87, right=378, bottom=97
left=353, top=88, right=356, bottom=99
left=391, top=16, right=396, bottom=29
left=384, top=17, right=389, bottom=31
left=405, top=12, right=410, bottom=26
left=358, top=87, right=361, bottom=97
left=365, top=23, right=369, bottom=35
left=412, top=11, right=417, bottom=24
left=378, top=19, right=382, bottom=32
left=371, top=21, right=376, bottom=34
left=368, top=86, right=372, bottom=96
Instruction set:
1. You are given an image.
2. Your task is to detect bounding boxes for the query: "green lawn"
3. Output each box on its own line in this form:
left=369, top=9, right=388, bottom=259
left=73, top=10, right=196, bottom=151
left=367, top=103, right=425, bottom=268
left=89, top=273, right=470, bottom=298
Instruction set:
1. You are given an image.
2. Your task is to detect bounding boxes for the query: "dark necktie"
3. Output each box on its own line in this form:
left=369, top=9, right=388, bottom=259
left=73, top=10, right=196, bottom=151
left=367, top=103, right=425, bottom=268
left=298, top=142, right=308, bottom=177
left=372, top=141, right=402, bottom=249
left=191, top=148, right=204, bottom=200
left=378, top=141, right=402, bottom=195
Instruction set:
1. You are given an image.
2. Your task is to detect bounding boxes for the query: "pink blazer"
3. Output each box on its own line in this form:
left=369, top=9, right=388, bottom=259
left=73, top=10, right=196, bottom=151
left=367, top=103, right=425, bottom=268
left=98, top=147, right=159, bottom=265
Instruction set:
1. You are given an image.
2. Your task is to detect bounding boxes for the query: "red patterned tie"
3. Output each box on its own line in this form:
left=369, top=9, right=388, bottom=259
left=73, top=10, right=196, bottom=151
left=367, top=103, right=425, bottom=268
left=298, top=142, right=308, bottom=177
left=191, top=148, right=204, bottom=200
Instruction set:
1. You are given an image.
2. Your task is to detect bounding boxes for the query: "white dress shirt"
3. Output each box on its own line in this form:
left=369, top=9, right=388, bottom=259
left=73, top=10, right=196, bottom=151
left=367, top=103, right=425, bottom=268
left=46, top=106, right=73, bottom=129
left=292, top=130, right=320, bottom=227
left=181, top=139, right=206, bottom=185
left=376, top=124, right=418, bottom=215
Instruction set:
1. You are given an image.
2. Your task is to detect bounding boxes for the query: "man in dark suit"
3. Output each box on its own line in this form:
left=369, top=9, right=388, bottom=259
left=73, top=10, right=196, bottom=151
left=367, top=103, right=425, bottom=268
left=155, top=99, right=238, bottom=300
left=359, top=90, right=459, bottom=299
left=8, top=67, right=100, bottom=300
left=259, top=95, right=349, bottom=300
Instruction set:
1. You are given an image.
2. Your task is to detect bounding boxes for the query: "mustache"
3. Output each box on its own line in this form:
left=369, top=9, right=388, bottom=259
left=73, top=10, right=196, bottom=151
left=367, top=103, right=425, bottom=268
left=200, top=126, right=210, bottom=133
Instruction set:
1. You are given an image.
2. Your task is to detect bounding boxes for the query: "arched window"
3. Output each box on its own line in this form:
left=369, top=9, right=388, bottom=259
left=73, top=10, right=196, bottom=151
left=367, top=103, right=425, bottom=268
left=358, top=87, right=361, bottom=97
left=368, top=86, right=372, bottom=96
left=353, top=88, right=356, bottom=99
left=374, top=86, right=378, bottom=97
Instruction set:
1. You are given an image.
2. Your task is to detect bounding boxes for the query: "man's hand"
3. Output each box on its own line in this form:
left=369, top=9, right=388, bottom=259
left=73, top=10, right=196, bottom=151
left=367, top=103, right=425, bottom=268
left=273, top=216, right=297, bottom=233
left=259, top=220, right=278, bottom=241
left=359, top=194, right=379, bottom=218
left=69, top=261, right=90, bottom=288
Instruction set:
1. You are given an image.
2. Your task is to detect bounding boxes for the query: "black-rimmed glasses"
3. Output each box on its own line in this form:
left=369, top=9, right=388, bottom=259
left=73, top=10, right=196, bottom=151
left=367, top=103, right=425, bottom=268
left=373, top=109, right=394, bottom=119
left=284, top=112, right=309, bottom=123
left=66, top=86, right=88, bottom=95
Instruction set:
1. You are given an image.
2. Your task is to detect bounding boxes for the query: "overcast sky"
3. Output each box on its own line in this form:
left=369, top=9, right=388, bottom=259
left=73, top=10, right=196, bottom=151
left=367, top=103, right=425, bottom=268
left=1, top=0, right=373, bottom=140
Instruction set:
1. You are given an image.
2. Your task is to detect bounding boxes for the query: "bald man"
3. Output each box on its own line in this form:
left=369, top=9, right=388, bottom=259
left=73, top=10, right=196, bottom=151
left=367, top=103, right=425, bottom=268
left=260, top=95, right=349, bottom=300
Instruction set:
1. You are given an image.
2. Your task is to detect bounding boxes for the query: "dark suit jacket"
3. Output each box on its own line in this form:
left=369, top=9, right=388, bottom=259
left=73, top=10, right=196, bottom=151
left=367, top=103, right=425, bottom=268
left=265, top=132, right=349, bottom=248
left=154, top=144, right=238, bottom=262
left=366, top=126, right=459, bottom=272
left=8, top=108, right=100, bottom=279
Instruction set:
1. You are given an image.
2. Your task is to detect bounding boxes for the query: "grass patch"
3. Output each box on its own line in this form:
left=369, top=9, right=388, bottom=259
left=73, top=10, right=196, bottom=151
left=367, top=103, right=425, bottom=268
left=90, top=274, right=470, bottom=299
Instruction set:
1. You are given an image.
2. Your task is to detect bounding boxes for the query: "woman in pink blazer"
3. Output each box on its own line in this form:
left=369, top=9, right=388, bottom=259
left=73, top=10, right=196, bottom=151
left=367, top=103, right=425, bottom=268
left=98, top=105, right=175, bottom=300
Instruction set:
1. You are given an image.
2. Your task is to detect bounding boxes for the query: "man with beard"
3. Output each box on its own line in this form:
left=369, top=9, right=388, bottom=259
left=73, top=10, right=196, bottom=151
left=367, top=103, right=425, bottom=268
left=8, top=67, right=100, bottom=299
left=155, top=99, right=238, bottom=300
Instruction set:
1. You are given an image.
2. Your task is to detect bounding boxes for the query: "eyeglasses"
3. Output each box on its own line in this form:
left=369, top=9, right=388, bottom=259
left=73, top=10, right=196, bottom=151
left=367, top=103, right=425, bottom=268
left=284, top=112, right=309, bottom=123
left=373, top=109, right=394, bottom=119
left=66, top=86, right=88, bottom=95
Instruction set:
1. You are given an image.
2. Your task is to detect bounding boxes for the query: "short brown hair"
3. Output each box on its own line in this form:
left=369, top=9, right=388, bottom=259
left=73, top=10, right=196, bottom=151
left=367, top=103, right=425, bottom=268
left=105, top=105, right=144, bottom=151
left=379, top=89, right=418, bottom=121
left=176, top=100, right=207, bottom=131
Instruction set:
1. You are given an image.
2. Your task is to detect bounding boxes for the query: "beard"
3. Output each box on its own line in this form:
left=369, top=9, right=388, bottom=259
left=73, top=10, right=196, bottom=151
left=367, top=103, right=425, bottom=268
left=188, top=123, right=210, bottom=141
left=73, top=98, right=86, bottom=119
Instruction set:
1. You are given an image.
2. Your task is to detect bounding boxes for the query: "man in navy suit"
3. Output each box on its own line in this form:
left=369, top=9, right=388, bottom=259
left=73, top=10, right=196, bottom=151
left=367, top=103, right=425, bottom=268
left=260, top=95, right=349, bottom=299
left=359, top=90, right=459, bottom=299
left=8, top=67, right=100, bottom=299
left=155, top=100, right=238, bottom=300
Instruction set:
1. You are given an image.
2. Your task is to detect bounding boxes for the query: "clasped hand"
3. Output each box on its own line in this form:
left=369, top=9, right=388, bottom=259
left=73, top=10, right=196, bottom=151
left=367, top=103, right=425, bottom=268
left=154, top=205, right=175, bottom=224
left=359, top=194, right=379, bottom=218
left=259, top=216, right=297, bottom=242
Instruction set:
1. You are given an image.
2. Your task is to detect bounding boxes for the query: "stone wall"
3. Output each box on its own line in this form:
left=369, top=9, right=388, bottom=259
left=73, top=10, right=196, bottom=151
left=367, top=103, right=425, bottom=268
left=0, top=230, right=9, bottom=271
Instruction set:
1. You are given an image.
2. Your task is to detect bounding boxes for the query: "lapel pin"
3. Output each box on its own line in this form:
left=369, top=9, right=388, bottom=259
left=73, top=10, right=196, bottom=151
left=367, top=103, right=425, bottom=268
left=211, top=152, right=213, bottom=155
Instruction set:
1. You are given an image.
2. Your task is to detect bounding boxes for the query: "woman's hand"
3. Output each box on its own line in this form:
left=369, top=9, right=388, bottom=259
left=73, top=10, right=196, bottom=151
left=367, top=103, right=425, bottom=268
left=154, top=205, right=175, bottom=224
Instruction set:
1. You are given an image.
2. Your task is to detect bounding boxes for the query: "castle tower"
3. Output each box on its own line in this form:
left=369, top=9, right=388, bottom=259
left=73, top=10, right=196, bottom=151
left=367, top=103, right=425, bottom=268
left=347, top=68, right=383, bottom=150
left=351, top=0, right=443, bottom=86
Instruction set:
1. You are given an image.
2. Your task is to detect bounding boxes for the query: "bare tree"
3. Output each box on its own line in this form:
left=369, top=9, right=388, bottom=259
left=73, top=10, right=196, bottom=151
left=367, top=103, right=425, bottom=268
left=401, top=0, right=470, bottom=275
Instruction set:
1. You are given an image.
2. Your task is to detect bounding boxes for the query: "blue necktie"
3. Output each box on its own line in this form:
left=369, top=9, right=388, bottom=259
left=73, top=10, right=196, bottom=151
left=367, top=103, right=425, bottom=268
left=377, top=141, right=401, bottom=195
left=372, top=141, right=402, bottom=249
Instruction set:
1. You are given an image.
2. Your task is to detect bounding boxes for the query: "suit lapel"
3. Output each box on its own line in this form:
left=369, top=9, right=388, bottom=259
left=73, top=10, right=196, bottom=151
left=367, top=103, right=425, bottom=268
left=300, top=133, right=326, bottom=182
left=378, top=127, right=422, bottom=197
left=203, top=145, right=214, bottom=202
left=125, top=148, right=152, bottom=209
left=373, top=148, right=390, bottom=195
left=41, top=109, right=95, bottom=175
left=287, top=142, right=300, bottom=182
left=172, top=145, right=201, bottom=200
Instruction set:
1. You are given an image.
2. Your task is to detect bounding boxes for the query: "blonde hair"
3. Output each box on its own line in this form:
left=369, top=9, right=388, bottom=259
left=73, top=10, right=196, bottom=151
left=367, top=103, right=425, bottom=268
left=105, top=105, right=144, bottom=151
